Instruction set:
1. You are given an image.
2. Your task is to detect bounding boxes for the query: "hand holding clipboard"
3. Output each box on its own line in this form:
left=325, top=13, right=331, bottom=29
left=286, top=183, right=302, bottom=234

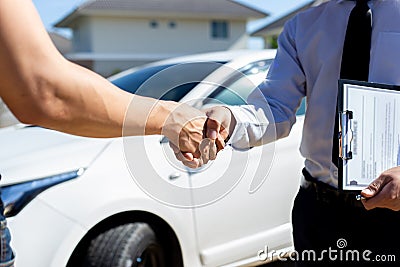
left=338, top=80, right=400, bottom=210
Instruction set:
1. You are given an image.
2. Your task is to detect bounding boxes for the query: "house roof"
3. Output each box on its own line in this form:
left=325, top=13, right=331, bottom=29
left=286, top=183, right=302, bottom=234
left=251, top=0, right=322, bottom=37
left=55, top=0, right=269, bottom=27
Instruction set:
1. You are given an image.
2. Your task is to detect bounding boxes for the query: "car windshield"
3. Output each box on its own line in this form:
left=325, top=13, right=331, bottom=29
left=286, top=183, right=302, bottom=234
left=111, top=62, right=226, bottom=102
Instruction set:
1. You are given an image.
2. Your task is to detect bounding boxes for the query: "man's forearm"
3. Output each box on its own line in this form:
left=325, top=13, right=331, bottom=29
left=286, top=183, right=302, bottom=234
left=0, top=0, right=207, bottom=160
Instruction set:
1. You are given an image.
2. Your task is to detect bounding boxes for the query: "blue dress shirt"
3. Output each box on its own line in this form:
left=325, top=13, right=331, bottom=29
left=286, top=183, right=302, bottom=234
left=229, top=0, right=400, bottom=187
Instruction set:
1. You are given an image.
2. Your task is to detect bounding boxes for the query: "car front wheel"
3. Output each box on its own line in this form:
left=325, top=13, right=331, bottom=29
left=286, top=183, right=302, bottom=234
left=83, top=222, right=165, bottom=267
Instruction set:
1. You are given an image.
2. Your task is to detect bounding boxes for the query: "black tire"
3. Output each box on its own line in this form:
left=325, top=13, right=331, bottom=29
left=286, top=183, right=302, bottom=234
left=83, top=223, right=165, bottom=267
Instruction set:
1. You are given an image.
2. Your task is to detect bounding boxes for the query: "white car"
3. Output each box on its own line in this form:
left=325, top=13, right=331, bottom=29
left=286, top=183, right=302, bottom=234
left=0, top=50, right=304, bottom=267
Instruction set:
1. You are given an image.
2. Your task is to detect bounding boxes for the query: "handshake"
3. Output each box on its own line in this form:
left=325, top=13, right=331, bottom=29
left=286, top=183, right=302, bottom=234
left=161, top=103, right=237, bottom=169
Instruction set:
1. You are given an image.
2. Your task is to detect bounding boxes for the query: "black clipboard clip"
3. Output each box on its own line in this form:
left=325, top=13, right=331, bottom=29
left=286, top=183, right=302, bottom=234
left=339, top=110, right=353, bottom=161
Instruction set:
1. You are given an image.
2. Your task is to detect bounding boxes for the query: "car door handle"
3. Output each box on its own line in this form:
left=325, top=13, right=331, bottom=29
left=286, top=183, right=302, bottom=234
left=169, top=173, right=181, bottom=180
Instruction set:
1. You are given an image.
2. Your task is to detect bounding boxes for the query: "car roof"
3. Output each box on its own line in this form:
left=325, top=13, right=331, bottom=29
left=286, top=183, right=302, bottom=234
left=108, top=49, right=276, bottom=81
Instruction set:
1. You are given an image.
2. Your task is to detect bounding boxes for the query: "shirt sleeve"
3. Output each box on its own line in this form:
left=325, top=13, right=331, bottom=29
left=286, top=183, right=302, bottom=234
left=227, top=17, right=306, bottom=150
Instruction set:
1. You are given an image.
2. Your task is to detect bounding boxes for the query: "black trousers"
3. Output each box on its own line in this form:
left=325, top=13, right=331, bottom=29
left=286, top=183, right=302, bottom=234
left=291, top=186, right=400, bottom=267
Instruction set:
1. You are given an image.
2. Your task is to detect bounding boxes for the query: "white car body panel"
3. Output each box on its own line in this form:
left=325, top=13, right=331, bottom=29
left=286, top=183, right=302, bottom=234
left=7, top=200, right=87, bottom=267
left=193, top=117, right=303, bottom=266
left=0, top=126, right=110, bottom=185
left=8, top=136, right=201, bottom=267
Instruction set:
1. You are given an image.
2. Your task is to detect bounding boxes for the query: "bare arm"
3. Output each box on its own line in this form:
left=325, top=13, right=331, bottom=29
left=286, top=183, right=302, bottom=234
left=0, top=0, right=205, bottom=156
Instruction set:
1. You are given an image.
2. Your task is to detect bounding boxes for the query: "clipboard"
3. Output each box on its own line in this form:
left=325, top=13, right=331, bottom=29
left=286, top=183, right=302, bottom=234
left=338, top=79, right=400, bottom=191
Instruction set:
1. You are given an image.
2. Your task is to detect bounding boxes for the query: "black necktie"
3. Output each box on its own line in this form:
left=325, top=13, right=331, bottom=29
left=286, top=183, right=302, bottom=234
left=332, top=0, right=372, bottom=166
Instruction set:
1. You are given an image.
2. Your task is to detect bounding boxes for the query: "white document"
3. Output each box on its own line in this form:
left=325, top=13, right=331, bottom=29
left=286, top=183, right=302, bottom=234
left=340, top=80, right=400, bottom=190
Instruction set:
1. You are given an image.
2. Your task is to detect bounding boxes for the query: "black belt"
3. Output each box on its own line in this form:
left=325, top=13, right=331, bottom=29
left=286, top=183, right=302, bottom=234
left=302, top=168, right=363, bottom=208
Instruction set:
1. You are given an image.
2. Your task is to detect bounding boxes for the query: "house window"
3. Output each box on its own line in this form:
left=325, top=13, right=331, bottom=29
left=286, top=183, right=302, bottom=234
left=169, top=21, right=177, bottom=29
left=150, top=20, right=159, bottom=28
left=211, top=20, right=229, bottom=39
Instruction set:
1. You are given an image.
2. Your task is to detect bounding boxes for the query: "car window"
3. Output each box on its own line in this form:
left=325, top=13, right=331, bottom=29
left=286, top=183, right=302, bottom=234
left=203, top=59, right=307, bottom=116
left=111, top=64, right=175, bottom=94
left=111, top=62, right=225, bottom=102
left=204, top=60, right=273, bottom=106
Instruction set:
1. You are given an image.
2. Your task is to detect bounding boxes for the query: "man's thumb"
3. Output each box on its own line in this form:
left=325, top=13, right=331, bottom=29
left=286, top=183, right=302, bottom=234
left=361, top=176, right=387, bottom=198
left=206, top=118, right=220, bottom=140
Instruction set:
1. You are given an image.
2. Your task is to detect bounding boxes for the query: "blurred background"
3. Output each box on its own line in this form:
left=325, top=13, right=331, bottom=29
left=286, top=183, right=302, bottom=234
left=33, top=0, right=317, bottom=77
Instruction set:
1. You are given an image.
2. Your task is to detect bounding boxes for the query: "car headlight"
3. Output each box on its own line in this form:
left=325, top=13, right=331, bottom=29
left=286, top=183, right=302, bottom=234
left=1, top=168, right=85, bottom=217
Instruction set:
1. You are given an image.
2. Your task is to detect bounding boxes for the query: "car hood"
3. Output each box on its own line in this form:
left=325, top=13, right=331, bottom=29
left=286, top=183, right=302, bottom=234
left=0, top=125, right=111, bottom=186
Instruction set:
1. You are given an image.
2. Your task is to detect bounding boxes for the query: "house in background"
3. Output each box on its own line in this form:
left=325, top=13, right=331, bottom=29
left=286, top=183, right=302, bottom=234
left=251, top=0, right=326, bottom=48
left=55, top=0, right=268, bottom=77
left=49, top=31, right=72, bottom=55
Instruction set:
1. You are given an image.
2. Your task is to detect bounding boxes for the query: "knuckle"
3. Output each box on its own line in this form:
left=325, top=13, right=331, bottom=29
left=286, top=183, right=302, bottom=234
left=369, top=182, right=380, bottom=191
left=390, top=193, right=397, bottom=200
